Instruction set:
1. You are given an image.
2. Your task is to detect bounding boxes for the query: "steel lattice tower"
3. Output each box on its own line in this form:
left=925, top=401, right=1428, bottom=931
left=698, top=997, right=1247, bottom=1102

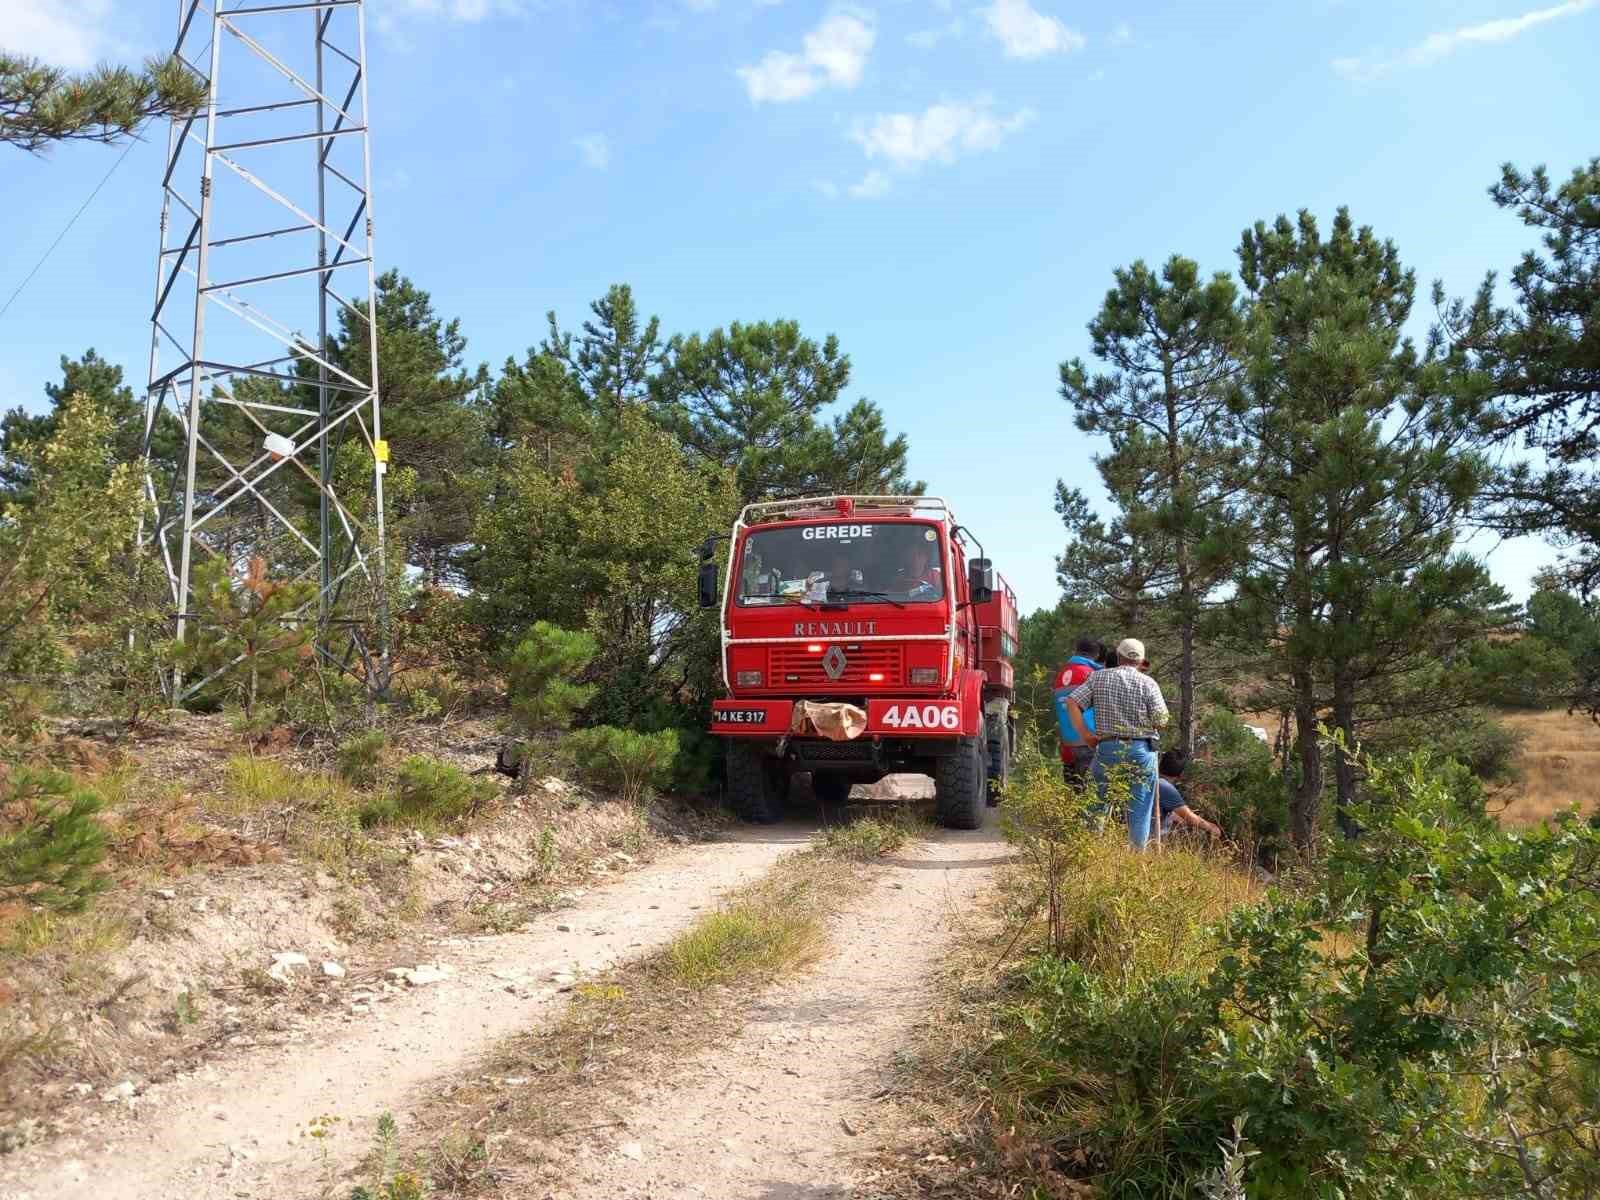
left=143, top=0, right=387, bottom=700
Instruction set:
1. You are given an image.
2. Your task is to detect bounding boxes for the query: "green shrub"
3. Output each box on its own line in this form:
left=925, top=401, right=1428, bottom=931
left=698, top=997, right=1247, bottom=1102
left=361, top=756, right=496, bottom=829
left=997, top=747, right=1600, bottom=1198
left=564, top=726, right=678, bottom=805
left=821, top=814, right=914, bottom=861
left=0, top=768, right=108, bottom=913
left=1194, top=708, right=1289, bottom=864
left=336, top=730, right=389, bottom=789
left=505, top=623, right=596, bottom=786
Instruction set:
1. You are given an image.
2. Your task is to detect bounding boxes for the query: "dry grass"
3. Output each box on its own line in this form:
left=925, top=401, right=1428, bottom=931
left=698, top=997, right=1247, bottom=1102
left=853, top=837, right=1263, bottom=1200
left=1497, top=709, right=1600, bottom=827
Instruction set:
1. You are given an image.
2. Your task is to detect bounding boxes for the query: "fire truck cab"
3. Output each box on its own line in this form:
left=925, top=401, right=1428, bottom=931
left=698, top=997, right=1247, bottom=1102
left=698, top=495, right=1018, bottom=829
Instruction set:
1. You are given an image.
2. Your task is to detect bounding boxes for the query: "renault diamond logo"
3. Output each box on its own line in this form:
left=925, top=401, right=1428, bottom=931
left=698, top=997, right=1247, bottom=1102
left=822, top=645, right=847, bottom=680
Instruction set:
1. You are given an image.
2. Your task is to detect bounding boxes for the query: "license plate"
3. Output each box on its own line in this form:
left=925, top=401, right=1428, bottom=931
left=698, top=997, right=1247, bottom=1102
left=713, top=708, right=768, bottom=725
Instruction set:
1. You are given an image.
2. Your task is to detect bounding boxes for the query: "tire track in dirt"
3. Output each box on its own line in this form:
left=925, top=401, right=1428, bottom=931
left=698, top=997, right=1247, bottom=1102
left=0, top=828, right=811, bottom=1200
left=547, top=816, right=1010, bottom=1200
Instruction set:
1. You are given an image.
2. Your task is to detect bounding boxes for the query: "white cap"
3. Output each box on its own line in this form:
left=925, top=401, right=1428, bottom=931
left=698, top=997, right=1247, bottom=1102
left=1116, top=637, right=1145, bottom=663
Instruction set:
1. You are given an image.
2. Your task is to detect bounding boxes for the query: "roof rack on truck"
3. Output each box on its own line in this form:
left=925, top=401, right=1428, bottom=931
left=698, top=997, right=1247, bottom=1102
left=738, top=495, right=951, bottom=527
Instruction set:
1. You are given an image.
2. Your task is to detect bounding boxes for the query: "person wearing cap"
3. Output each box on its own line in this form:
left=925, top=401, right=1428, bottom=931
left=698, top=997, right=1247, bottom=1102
left=1062, top=637, right=1170, bottom=849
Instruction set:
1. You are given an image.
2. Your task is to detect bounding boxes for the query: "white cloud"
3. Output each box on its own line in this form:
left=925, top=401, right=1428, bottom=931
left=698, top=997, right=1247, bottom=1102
left=849, top=97, right=1034, bottom=168
left=737, top=10, right=875, bottom=103
left=907, top=18, right=964, bottom=49
left=0, top=0, right=115, bottom=69
left=981, top=0, right=1084, bottom=59
left=1333, top=0, right=1595, bottom=80
left=803, top=11, right=875, bottom=85
left=847, top=169, right=890, bottom=199
left=575, top=133, right=611, bottom=170
left=814, top=179, right=841, bottom=199
left=1108, top=22, right=1132, bottom=46
left=739, top=51, right=820, bottom=101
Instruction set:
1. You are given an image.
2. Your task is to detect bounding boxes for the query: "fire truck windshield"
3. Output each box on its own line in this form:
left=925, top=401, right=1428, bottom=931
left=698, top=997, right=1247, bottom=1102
left=736, top=521, right=945, bottom=606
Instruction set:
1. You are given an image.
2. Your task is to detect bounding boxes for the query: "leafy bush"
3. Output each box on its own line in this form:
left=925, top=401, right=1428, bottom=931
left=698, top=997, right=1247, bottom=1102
left=998, top=727, right=1096, bottom=953
left=1193, top=708, right=1289, bottom=864
left=361, top=756, right=496, bottom=829
left=0, top=768, right=108, bottom=913
left=996, top=747, right=1600, bottom=1198
left=564, top=726, right=678, bottom=805
left=336, top=730, right=389, bottom=789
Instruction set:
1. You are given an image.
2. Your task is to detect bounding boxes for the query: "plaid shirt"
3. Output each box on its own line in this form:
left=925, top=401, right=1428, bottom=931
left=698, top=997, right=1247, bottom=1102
left=1067, top=666, right=1169, bottom=740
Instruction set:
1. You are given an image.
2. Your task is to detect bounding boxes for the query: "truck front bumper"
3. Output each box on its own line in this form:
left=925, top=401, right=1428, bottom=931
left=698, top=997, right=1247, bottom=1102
left=710, top=698, right=968, bottom=738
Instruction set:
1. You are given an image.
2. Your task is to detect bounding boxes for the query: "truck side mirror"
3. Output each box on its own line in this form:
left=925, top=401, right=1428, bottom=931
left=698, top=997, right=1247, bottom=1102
left=698, top=559, right=719, bottom=609
left=968, top=558, right=995, bottom=605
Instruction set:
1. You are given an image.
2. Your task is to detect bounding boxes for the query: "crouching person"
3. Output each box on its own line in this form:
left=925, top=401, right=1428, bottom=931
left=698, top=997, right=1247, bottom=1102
left=1157, top=749, right=1222, bottom=840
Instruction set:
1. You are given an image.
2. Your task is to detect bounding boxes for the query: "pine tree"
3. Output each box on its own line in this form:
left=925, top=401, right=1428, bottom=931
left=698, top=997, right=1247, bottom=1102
left=505, top=622, right=597, bottom=785
left=543, top=284, right=666, bottom=421
left=1230, top=209, right=1493, bottom=843
left=1438, top=159, right=1600, bottom=591
left=1059, top=255, right=1246, bottom=754
left=1, top=54, right=203, bottom=152
left=0, top=769, right=107, bottom=914
left=652, top=320, right=853, bottom=502
left=179, top=556, right=317, bottom=717
left=319, top=271, right=489, bottom=583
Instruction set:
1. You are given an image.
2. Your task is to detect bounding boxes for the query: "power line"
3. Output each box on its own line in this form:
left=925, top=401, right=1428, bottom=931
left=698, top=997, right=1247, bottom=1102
left=0, top=135, right=138, bottom=323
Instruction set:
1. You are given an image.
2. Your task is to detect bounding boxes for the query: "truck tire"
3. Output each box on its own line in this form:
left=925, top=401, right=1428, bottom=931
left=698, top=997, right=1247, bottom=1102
left=935, top=736, right=985, bottom=830
left=986, top=717, right=1010, bottom=808
left=811, top=771, right=853, bottom=809
left=727, top=741, right=786, bottom=824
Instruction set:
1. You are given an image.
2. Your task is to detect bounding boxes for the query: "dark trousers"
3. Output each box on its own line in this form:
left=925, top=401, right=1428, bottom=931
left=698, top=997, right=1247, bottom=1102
left=1061, top=744, right=1095, bottom=785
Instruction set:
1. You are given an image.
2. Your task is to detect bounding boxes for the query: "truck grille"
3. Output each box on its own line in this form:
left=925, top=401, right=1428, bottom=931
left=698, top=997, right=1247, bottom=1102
left=769, top=643, right=903, bottom=686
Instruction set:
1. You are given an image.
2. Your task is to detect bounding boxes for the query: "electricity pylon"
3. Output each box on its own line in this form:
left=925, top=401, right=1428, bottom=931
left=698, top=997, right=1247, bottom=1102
left=142, top=0, right=387, bottom=701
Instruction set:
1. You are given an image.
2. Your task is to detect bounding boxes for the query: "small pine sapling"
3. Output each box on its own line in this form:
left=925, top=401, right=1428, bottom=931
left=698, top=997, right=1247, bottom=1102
left=505, top=622, right=596, bottom=789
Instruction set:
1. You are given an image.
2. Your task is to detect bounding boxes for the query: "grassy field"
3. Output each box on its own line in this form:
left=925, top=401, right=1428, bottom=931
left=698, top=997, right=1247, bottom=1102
left=1498, top=708, right=1600, bottom=826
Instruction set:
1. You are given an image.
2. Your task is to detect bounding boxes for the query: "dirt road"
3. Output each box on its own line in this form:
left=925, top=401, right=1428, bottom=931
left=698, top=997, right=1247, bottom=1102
left=548, top=818, right=1008, bottom=1199
left=3, top=801, right=1010, bottom=1200
left=0, top=828, right=808, bottom=1200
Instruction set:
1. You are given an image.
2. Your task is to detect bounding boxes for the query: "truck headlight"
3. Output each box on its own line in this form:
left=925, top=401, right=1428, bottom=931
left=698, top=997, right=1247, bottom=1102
left=909, top=667, right=939, bottom=685
left=736, top=670, right=763, bottom=686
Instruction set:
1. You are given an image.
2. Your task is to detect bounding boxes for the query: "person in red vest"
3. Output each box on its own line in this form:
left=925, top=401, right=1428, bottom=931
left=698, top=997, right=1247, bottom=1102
left=1053, top=637, right=1103, bottom=783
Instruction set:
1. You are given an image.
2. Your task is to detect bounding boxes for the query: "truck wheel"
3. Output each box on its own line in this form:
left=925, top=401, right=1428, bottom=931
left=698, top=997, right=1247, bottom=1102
left=727, top=741, right=786, bottom=824
left=811, top=771, right=853, bottom=809
left=986, top=718, right=1010, bottom=808
left=935, top=736, right=985, bottom=830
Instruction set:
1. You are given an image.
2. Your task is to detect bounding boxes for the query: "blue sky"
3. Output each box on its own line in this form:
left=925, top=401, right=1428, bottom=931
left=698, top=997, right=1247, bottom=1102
left=2, top=0, right=1597, bottom=614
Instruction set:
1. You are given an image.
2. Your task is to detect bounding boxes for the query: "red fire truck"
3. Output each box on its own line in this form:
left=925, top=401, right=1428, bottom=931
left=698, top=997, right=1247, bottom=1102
left=697, top=495, right=1018, bottom=829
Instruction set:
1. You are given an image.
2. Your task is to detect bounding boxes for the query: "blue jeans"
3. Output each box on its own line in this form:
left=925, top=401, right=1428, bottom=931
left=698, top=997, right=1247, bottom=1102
left=1092, top=738, right=1159, bottom=850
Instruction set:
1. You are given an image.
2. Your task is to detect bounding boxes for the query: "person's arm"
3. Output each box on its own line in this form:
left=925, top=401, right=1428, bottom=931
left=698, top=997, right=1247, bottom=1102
left=1171, top=804, right=1221, bottom=838
left=1065, top=678, right=1098, bottom=746
left=1065, top=699, right=1097, bottom=747
left=1146, top=677, right=1171, bottom=728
